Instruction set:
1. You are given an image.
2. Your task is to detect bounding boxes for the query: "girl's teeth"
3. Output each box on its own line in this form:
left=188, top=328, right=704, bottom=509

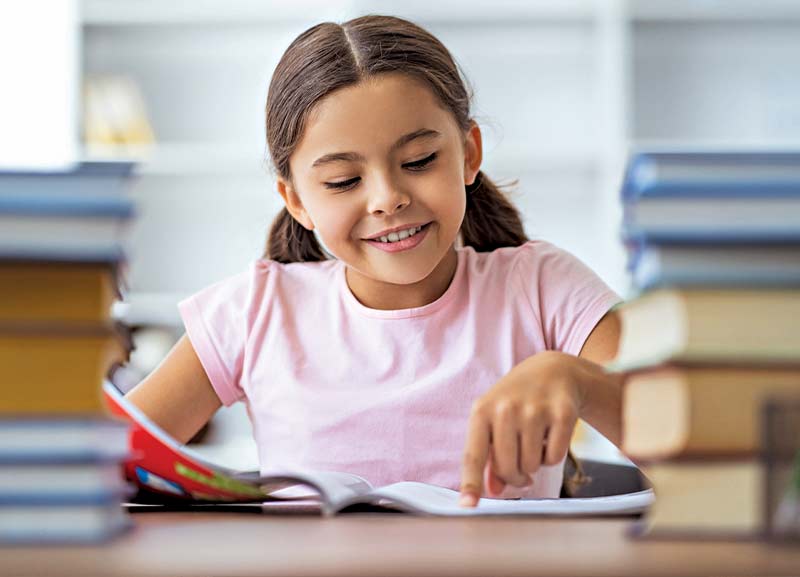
left=378, top=225, right=422, bottom=243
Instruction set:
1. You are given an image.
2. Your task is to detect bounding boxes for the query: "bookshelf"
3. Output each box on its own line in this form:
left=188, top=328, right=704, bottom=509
left=81, top=0, right=627, bottom=295
left=81, top=0, right=599, bottom=25
left=85, top=142, right=598, bottom=177
left=81, top=0, right=800, bottom=464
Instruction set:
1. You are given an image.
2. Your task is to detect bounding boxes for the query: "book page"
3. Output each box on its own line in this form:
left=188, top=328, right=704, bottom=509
left=338, top=482, right=654, bottom=517
left=251, top=470, right=374, bottom=509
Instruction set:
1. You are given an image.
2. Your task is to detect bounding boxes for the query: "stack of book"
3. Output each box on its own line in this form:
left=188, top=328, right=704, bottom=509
left=613, top=150, right=800, bottom=538
left=0, top=161, right=136, bottom=543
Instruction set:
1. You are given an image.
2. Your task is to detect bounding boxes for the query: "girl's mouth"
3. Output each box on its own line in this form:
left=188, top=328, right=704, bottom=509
left=363, top=222, right=432, bottom=253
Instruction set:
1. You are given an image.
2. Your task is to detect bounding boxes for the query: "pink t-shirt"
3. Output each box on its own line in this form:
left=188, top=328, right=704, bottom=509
left=178, top=240, right=620, bottom=499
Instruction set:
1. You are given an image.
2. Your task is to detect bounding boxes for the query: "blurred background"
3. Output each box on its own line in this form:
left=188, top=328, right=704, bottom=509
left=4, top=0, right=800, bottom=468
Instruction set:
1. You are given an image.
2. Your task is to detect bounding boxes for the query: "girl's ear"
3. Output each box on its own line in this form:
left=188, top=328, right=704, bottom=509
left=464, top=120, right=483, bottom=186
left=277, top=178, right=315, bottom=231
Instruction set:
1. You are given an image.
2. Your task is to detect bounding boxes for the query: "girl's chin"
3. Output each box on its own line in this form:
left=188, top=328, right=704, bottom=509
left=345, top=258, right=435, bottom=287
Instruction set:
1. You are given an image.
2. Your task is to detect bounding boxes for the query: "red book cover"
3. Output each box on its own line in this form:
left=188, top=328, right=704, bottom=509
left=102, top=380, right=282, bottom=503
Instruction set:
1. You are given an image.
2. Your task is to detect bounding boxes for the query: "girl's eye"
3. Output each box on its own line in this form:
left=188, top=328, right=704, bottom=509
left=324, top=177, right=360, bottom=190
left=323, top=152, right=438, bottom=191
left=403, top=151, right=437, bottom=171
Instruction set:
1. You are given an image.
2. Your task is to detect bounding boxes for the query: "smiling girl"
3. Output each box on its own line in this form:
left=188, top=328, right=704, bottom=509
left=127, top=14, right=625, bottom=508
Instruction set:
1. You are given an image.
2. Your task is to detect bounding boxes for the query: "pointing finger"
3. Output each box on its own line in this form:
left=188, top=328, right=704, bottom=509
left=460, top=408, right=490, bottom=507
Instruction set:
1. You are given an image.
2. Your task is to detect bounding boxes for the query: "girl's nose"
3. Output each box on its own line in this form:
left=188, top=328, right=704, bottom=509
left=367, top=179, right=411, bottom=216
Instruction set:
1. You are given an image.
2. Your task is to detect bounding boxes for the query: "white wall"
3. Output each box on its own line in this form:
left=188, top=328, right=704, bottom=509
left=82, top=1, right=800, bottom=302
left=82, top=0, right=800, bottom=466
left=0, top=0, right=79, bottom=169
left=85, top=12, right=626, bottom=298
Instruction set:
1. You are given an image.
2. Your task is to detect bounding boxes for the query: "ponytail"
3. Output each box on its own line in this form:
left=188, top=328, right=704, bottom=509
left=460, top=170, right=529, bottom=252
left=265, top=207, right=328, bottom=263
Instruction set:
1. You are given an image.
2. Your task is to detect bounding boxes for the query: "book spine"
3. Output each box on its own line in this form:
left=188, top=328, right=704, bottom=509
left=621, top=226, right=800, bottom=245
left=0, top=195, right=134, bottom=218
left=627, top=180, right=800, bottom=199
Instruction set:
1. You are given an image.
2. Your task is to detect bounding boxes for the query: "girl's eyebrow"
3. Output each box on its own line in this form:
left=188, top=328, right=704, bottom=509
left=310, top=128, right=442, bottom=169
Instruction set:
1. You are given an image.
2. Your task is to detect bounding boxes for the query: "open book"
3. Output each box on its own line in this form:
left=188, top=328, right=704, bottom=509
left=103, top=381, right=654, bottom=517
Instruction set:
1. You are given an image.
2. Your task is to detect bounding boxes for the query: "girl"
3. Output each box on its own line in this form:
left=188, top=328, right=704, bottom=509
left=127, top=14, right=625, bottom=508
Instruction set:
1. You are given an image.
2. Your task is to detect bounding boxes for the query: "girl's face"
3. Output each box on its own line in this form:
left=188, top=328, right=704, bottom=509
left=277, top=72, right=482, bottom=298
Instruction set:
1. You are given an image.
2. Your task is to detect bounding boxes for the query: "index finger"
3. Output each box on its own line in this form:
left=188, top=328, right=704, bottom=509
left=460, top=410, right=491, bottom=508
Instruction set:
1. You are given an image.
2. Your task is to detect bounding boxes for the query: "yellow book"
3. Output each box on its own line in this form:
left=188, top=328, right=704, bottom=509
left=639, top=460, right=764, bottom=538
left=611, top=288, right=800, bottom=369
left=0, top=323, right=131, bottom=414
left=623, top=364, right=800, bottom=460
left=0, top=261, right=122, bottom=323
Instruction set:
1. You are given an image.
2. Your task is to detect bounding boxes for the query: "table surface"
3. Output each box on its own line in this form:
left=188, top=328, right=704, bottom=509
left=3, top=511, right=800, bottom=577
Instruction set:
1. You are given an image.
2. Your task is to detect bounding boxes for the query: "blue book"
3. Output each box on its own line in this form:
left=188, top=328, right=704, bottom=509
left=0, top=500, right=131, bottom=545
left=0, top=418, right=129, bottom=463
left=0, top=193, right=133, bottom=218
left=626, top=241, right=800, bottom=290
left=0, top=161, right=135, bottom=198
left=621, top=195, right=800, bottom=242
left=0, top=478, right=132, bottom=505
left=622, top=150, right=800, bottom=201
left=0, top=193, right=133, bottom=260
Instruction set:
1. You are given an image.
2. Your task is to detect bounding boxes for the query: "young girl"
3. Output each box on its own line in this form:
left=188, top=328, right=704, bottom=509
left=127, top=14, right=625, bottom=508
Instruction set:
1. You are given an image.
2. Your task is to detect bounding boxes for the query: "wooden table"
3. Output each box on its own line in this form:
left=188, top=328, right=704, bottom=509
left=3, top=511, right=800, bottom=577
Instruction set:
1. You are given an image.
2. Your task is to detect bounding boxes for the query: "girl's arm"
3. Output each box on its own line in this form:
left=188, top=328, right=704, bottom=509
left=125, top=334, right=222, bottom=444
left=575, top=310, right=624, bottom=447
left=459, top=310, right=623, bottom=506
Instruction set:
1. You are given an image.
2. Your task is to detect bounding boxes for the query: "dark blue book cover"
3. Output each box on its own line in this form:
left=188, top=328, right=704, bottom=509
left=0, top=193, right=134, bottom=217
left=0, top=161, right=136, bottom=198
left=622, top=151, right=800, bottom=201
left=624, top=239, right=800, bottom=290
left=621, top=226, right=800, bottom=245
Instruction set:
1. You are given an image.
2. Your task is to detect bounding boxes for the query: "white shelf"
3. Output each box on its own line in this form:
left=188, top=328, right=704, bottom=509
left=630, top=0, right=800, bottom=22
left=82, top=0, right=800, bottom=27
left=486, top=143, right=599, bottom=176
left=81, top=0, right=354, bottom=25
left=628, top=138, right=800, bottom=154
left=112, top=291, right=188, bottom=328
left=80, top=0, right=599, bottom=26
left=83, top=141, right=599, bottom=177
left=83, top=143, right=271, bottom=176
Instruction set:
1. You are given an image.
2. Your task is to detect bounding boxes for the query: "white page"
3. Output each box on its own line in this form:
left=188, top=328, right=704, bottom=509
left=259, top=470, right=374, bottom=510
left=342, top=482, right=654, bottom=517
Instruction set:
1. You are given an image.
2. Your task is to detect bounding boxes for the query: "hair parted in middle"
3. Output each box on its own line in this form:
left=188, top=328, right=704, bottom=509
left=264, top=14, right=528, bottom=264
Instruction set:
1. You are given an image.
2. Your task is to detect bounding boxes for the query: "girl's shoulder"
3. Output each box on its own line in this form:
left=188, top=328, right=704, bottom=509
left=460, top=239, right=569, bottom=277
left=460, top=239, right=613, bottom=304
left=183, top=258, right=340, bottom=312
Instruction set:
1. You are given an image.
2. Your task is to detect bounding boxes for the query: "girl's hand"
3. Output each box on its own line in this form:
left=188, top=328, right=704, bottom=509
left=458, top=351, right=588, bottom=507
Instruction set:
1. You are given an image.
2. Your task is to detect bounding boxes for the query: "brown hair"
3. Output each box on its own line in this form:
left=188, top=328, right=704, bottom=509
left=263, top=14, right=587, bottom=495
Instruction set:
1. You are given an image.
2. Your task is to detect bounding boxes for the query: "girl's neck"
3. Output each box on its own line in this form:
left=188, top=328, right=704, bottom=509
left=344, top=246, right=459, bottom=311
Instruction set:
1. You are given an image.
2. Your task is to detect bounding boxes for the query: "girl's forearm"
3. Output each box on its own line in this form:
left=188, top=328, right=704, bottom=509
left=573, top=357, right=624, bottom=448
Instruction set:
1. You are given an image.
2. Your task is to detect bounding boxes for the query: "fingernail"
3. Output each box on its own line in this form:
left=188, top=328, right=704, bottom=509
left=459, top=494, right=478, bottom=508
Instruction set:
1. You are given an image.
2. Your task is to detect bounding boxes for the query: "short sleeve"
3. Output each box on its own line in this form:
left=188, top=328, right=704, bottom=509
left=514, top=241, right=622, bottom=356
left=177, top=270, right=253, bottom=406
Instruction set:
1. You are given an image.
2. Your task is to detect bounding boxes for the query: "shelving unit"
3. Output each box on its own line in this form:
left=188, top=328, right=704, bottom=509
left=82, top=0, right=800, bottom=463
left=81, top=0, right=800, bottom=303
left=81, top=0, right=628, bottom=294
left=79, top=0, right=800, bottom=316
left=81, top=0, right=599, bottom=25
